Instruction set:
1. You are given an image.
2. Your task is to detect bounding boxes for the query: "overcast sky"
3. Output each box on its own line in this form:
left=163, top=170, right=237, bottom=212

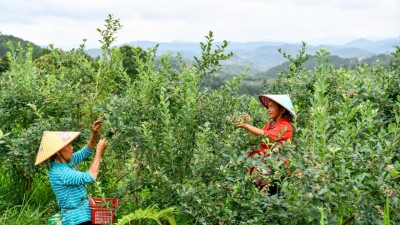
left=0, top=0, right=399, bottom=49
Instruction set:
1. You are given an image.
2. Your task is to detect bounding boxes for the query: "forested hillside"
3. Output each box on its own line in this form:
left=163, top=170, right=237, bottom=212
left=0, top=32, right=398, bottom=98
left=86, top=38, right=400, bottom=73
left=258, top=52, right=395, bottom=79
left=0, top=34, right=49, bottom=73
left=0, top=34, right=46, bottom=57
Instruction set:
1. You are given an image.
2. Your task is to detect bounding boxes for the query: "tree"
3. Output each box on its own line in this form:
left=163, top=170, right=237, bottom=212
left=0, top=55, right=9, bottom=73
left=119, top=45, right=147, bottom=80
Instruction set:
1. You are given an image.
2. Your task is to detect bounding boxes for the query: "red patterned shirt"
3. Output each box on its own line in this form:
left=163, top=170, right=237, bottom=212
left=248, top=117, right=293, bottom=157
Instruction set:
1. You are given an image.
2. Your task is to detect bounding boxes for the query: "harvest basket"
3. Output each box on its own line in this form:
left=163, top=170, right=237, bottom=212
left=90, top=198, right=118, bottom=225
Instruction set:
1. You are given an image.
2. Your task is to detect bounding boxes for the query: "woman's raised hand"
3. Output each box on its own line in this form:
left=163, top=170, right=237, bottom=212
left=92, top=119, right=103, bottom=135
left=87, top=119, right=104, bottom=150
left=228, top=112, right=251, bottom=128
left=96, top=138, right=108, bottom=153
left=242, top=112, right=251, bottom=122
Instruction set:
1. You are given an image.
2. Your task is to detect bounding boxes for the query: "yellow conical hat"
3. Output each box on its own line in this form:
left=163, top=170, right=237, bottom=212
left=34, top=131, right=80, bottom=166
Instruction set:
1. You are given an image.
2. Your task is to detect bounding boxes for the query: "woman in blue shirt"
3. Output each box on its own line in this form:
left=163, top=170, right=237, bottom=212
left=35, top=120, right=108, bottom=225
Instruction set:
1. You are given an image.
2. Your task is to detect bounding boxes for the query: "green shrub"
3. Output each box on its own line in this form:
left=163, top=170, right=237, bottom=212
left=1, top=15, right=399, bottom=224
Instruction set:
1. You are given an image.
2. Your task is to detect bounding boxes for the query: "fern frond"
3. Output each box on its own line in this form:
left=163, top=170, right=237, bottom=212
left=116, top=205, right=177, bottom=225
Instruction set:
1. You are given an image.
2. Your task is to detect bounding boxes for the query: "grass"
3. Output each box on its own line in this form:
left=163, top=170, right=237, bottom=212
left=0, top=170, right=56, bottom=225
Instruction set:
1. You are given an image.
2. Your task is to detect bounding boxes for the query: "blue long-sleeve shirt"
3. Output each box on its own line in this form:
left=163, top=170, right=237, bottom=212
left=49, top=146, right=95, bottom=225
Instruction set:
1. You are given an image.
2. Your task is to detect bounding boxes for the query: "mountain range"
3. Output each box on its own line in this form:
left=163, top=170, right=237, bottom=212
left=1, top=33, right=398, bottom=76
left=86, top=38, right=400, bottom=74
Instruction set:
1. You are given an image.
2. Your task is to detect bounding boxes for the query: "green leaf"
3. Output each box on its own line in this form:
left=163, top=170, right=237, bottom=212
left=388, top=123, right=397, bottom=133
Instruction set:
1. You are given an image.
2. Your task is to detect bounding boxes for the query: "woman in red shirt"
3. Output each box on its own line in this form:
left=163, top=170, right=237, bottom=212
left=236, top=94, right=295, bottom=194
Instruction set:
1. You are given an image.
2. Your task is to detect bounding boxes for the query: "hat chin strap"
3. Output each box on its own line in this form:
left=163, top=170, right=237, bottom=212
left=55, top=152, right=69, bottom=163
left=55, top=152, right=78, bottom=171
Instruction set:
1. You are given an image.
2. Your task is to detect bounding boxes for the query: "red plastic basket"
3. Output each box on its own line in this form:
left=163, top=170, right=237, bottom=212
left=90, top=198, right=118, bottom=225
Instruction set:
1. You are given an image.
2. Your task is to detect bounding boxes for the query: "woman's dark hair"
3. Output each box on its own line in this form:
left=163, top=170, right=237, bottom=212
left=279, top=105, right=294, bottom=122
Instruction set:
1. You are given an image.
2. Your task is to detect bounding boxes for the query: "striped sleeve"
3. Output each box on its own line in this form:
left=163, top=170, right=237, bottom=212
left=72, top=146, right=93, bottom=164
left=60, top=170, right=95, bottom=185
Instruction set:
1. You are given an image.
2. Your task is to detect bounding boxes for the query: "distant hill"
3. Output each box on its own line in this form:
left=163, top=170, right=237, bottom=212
left=86, top=38, right=400, bottom=74
left=2, top=32, right=399, bottom=78
left=258, top=54, right=395, bottom=80
left=343, top=38, right=400, bottom=53
left=0, top=34, right=45, bottom=58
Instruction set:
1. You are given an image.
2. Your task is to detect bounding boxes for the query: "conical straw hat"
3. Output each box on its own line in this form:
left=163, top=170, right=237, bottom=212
left=34, top=131, right=80, bottom=166
left=259, top=94, right=296, bottom=117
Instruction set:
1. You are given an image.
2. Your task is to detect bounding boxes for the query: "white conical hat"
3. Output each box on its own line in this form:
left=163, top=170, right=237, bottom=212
left=259, top=94, right=296, bottom=117
left=34, top=131, right=80, bottom=166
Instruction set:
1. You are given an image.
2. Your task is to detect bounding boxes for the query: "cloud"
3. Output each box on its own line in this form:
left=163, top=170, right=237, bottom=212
left=0, top=0, right=398, bottom=49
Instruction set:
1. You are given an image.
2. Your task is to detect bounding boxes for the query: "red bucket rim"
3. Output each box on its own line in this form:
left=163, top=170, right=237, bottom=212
left=90, top=197, right=119, bottom=208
